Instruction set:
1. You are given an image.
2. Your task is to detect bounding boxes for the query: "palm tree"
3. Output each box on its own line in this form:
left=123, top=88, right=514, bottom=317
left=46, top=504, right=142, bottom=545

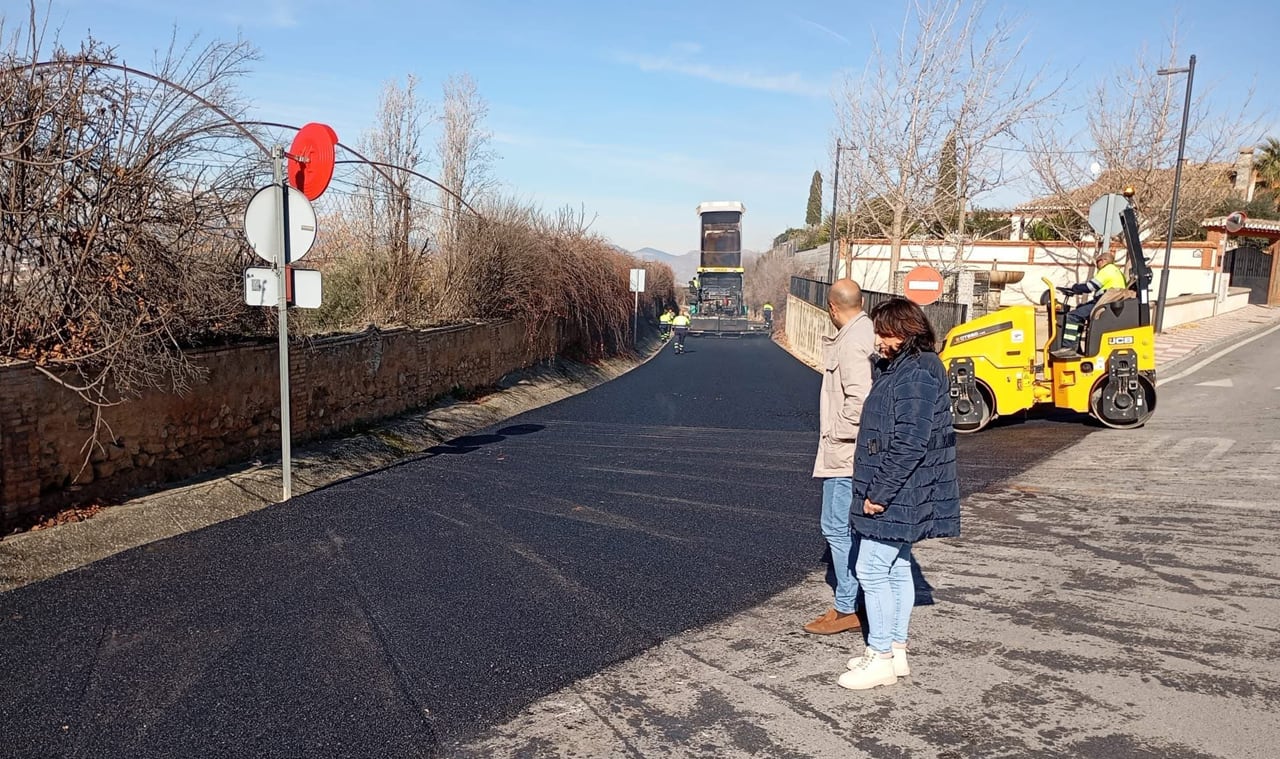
left=1256, top=137, right=1280, bottom=191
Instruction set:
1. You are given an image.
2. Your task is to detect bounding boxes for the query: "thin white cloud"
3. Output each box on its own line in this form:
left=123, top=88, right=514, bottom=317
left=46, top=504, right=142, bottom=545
left=613, top=50, right=826, bottom=98
left=790, top=15, right=850, bottom=46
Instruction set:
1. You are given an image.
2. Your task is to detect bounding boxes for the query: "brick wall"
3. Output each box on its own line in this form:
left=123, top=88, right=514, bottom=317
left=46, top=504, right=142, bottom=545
left=0, top=320, right=557, bottom=527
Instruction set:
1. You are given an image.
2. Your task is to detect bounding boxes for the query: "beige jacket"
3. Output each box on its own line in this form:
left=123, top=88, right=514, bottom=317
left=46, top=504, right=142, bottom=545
left=812, top=312, right=874, bottom=478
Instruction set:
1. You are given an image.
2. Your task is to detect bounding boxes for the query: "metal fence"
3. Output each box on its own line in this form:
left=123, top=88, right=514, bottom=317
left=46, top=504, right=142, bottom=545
left=789, top=276, right=831, bottom=308
left=789, top=276, right=968, bottom=338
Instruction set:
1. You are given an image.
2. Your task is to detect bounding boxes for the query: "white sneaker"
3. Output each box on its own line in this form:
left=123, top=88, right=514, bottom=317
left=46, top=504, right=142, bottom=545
left=838, top=647, right=898, bottom=690
left=892, top=643, right=910, bottom=677
left=847, top=643, right=909, bottom=677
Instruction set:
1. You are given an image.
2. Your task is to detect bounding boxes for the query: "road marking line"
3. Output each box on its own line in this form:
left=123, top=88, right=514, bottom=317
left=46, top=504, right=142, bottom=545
left=1159, top=321, right=1280, bottom=387
left=1195, top=378, right=1234, bottom=387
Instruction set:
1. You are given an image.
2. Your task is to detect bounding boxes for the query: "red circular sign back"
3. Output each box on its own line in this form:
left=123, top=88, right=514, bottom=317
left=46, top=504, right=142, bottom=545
left=903, top=265, right=945, bottom=306
left=288, top=122, right=339, bottom=200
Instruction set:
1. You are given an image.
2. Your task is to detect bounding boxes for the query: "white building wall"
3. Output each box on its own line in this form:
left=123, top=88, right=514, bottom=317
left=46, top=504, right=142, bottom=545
left=792, top=239, right=1218, bottom=307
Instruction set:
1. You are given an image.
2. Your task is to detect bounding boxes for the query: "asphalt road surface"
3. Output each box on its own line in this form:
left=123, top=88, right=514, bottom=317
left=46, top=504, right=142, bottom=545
left=0, top=337, right=1091, bottom=758
left=457, top=325, right=1280, bottom=758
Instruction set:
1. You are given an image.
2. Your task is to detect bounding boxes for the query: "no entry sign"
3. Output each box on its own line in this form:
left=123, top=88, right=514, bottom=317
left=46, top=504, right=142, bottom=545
left=903, top=265, right=945, bottom=306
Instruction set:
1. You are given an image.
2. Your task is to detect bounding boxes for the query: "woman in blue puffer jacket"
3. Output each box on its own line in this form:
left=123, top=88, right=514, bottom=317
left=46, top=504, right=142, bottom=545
left=838, top=298, right=960, bottom=691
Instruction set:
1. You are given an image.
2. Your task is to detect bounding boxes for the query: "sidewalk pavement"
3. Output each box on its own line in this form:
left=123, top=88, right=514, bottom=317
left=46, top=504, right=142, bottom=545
left=1155, top=304, right=1280, bottom=371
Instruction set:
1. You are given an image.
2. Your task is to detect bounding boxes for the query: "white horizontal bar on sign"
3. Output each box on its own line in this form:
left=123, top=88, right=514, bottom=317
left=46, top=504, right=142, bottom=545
left=907, top=281, right=941, bottom=290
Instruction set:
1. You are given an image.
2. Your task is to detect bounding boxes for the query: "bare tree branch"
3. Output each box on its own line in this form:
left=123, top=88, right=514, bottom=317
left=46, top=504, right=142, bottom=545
left=437, top=72, right=495, bottom=255
left=835, top=0, right=1060, bottom=278
left=1024, top=30, right=1264, bottom=247
left=1, top=10, right=268, bottom=424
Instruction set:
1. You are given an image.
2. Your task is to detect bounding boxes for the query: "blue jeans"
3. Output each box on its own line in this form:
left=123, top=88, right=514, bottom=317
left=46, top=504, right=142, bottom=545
left=820, top=477, right=859, bottom=613
left=857, top=537, right=914, bottom=653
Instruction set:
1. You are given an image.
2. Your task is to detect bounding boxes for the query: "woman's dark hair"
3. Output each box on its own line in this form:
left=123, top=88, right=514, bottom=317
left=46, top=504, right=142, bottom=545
left=869, top=298, right=937, bottom=354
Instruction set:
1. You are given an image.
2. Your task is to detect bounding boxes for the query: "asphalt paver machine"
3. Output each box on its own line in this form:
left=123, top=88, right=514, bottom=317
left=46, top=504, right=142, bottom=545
left=688, top=201, right=769, bottom=337
left=940, top=205, right=1157, bottom=432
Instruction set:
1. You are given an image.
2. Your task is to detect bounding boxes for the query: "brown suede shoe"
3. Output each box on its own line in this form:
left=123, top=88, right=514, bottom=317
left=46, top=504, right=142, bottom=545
left=802, top=608, right=861, bottom=635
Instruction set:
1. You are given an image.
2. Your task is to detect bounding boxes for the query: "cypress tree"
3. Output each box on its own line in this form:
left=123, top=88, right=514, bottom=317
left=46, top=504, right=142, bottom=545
left=806, top=170, right=823, bottom=227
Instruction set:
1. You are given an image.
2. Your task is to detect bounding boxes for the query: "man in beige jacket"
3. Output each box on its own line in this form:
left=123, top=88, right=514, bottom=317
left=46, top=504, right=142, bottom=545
left=804, top=279, right=875, bottom=635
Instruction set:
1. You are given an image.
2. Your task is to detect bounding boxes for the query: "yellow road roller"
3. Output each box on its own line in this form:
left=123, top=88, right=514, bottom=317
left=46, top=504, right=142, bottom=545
left=940, top=206, right=1157, bottom=432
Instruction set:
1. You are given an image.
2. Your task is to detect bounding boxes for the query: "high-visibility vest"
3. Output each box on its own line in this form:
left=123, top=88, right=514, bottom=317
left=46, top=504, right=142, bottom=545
left=763, top=303, right=774, bottom=312
left=659, top=312, right=673, bottom=325
left=1094, top=262, right=1126, bottom=292
left=671, top=315, right=691, bottom=327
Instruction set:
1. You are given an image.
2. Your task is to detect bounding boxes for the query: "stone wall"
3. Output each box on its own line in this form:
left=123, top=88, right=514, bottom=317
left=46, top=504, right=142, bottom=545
left=0, top=320, right=557, bottom=527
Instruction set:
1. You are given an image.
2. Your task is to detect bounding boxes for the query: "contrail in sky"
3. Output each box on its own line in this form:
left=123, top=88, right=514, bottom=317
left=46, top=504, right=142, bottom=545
left=791, top=15, right=850, bottom=46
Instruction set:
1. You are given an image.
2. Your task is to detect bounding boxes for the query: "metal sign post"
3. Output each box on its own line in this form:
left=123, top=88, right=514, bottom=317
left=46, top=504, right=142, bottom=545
left=629, top=268, right=646, bottom=346
left=827, top=140, right=842, bottom=284
left=272, top=146, right=294, bottom=502
left=241, top=123, right=336, bottom=505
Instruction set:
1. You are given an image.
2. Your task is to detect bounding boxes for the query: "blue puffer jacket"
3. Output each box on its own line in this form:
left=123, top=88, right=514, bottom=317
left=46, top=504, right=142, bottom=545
left=849, top=349, right=960, bottom=543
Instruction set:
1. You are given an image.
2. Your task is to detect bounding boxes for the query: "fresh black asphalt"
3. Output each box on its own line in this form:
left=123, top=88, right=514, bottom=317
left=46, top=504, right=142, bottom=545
left=0, top=337, right=1091, bottom=758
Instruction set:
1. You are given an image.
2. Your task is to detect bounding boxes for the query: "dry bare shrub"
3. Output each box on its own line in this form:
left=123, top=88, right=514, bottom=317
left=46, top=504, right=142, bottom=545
left=640, top=260, right=675, bottom=313
left=298, top=192, right=675, bottom=359
left=746, top=249, right=815, bottom=330
left=0, top=15, right=268, bottom=427
left=434, top=199, right=674, bottom=359
left=298, top=194, right=443, bottom=332
left=247, top=69, right=668, bottom=354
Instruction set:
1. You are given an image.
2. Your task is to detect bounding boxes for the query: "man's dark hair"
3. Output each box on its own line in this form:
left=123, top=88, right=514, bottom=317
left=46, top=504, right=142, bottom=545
left=869, top=298, right=937, bottom=354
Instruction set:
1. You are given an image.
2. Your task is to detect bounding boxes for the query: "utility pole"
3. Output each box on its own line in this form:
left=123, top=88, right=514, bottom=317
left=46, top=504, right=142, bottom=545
left=1155, top=54, right=1196, bottom=333
left=826, top=140, right=844, bottom=283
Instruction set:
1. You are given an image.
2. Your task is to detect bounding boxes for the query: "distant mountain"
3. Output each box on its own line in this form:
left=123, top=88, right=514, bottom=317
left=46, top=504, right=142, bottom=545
left=633, top=247, right=765, bottom=284
left=633, top=247, right=683, bottom=262
left=633, top=247, right=699, bottom=283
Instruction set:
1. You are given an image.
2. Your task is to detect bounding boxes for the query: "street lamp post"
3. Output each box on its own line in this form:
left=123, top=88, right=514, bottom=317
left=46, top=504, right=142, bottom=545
left=827, top=140, right=845, bottom=284
left=1155, top=54, right=1196, bottom=333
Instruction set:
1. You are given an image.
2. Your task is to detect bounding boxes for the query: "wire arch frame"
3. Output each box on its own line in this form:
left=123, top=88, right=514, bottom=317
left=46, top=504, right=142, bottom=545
left=240, top=121, right=484, bottom=220
left=13, top=61, right=486, bottom=223
left=18, top=59, right=271, bottom=157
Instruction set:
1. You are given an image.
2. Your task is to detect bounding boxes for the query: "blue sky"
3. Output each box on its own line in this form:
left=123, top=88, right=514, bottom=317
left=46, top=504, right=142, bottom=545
left=15, top=0, right=1280, bottom=255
